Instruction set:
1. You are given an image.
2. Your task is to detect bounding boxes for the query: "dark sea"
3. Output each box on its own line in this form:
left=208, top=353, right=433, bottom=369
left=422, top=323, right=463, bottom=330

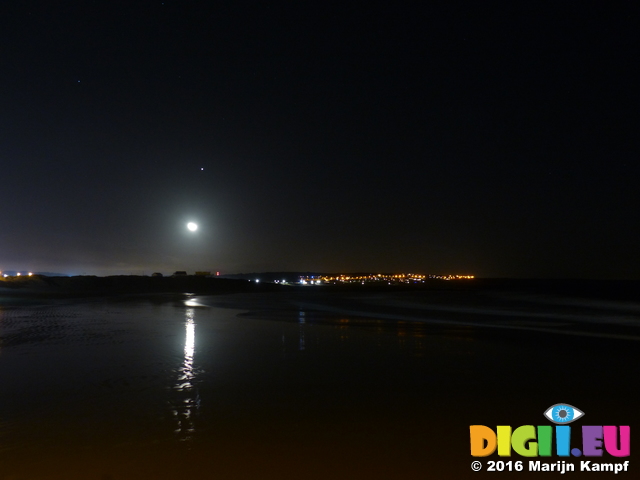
left=1, top=287, right=638, bottom=479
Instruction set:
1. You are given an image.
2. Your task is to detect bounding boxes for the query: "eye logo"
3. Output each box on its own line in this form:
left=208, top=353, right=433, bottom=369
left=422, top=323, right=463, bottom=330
left=544, top=403, right=584, bottom=424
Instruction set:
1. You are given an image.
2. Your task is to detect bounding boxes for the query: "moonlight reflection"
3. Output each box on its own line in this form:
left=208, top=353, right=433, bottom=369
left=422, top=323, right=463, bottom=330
left=178, top=309, right=195, bottom=390
left=173, top=307, right=200, bottom=441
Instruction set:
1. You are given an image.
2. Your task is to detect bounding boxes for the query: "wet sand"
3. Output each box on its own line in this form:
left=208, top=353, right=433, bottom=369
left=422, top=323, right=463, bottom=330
left=0, top=287, right=638, bottom=479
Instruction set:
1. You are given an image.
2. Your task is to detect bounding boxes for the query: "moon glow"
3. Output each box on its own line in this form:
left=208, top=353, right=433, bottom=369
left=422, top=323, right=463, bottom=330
left=187, top=222, right=198, bottom=232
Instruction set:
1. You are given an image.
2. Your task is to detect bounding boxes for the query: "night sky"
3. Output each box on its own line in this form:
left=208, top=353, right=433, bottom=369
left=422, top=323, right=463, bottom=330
left=1, top=2, right=638, bottom=278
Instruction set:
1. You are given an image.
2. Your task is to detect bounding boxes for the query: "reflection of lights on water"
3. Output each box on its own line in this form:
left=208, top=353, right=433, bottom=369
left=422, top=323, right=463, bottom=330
left=184, top=293, right=202, bottom=308
left=185, top=314, right=195, bottom=360
left=176, top=309, right=195, bottom=390
left=299, top=311, right=305, bottom=350
left=173, top=307, right=200, bottom=441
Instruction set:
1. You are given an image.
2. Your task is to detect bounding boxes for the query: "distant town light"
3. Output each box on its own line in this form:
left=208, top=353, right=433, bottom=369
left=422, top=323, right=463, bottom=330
left=297, top=272, right=474, bottom=285
left=17, top=273, right=21, bottom=276
left=28, top=272, right=33, bottom=276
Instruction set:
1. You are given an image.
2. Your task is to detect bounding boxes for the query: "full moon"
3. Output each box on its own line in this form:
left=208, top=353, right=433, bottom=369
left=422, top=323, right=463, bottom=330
left=187, top=222, right=198, bottom=232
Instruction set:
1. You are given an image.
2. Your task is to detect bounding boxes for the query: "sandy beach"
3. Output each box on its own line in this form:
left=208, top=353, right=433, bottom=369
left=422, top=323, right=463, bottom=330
left=1, top=282, right=638, bottom=479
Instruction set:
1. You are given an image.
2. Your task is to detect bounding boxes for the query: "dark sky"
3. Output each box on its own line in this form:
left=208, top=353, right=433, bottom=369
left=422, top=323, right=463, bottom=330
left=1, top=1, right=638, bottom=277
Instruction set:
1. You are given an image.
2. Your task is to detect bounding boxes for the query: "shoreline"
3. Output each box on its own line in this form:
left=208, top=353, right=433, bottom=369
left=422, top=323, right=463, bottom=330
left=1, top=275, right=639, bottom=301
left=0, top=274, right=277, bottom=299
